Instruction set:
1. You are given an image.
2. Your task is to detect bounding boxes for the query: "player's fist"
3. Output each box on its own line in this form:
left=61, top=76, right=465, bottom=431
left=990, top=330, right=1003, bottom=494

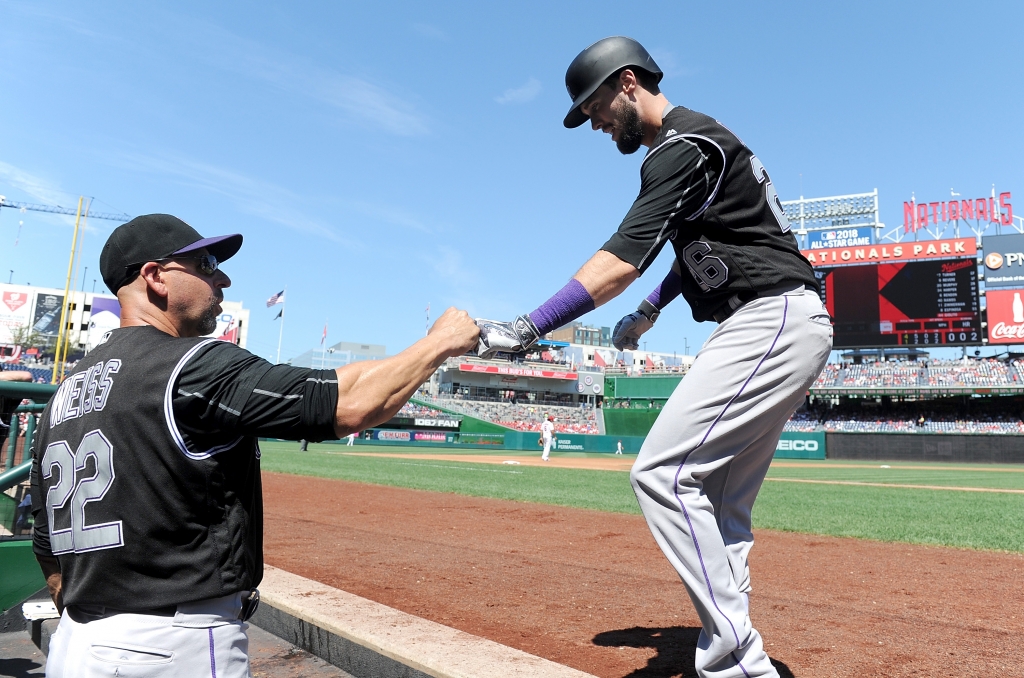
left=474, top=315, right=540, bottom=360
left=429, top=307, right=480, bottom=356
left=612, top=300, right=659, bottom=351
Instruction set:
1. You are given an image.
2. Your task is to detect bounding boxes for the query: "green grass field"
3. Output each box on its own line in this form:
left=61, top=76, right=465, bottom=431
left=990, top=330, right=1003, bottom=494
left=260, top=442, right=1024, bottom=552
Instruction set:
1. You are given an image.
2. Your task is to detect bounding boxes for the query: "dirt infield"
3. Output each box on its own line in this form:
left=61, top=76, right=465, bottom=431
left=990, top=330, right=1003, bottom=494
left=263, top=472, right=1023, bottom=677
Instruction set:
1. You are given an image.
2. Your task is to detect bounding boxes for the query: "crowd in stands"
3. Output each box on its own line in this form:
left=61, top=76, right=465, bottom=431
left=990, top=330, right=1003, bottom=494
left=418, top=395, right=600, bottom=434
left=784, top=397, right=1024, bottom=434
left=810, top=358, right=1024, bottom=389
left=397, top=402, right=449, bottom=418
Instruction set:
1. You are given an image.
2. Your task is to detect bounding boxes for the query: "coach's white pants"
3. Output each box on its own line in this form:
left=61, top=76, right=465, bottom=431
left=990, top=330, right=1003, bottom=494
left=630, top=288, right=832, bottom=678
left=45, top=592, right=251, bottom=678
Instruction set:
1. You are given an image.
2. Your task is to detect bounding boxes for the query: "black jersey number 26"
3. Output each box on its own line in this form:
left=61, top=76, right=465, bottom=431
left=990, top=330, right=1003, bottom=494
left=41, top=429, right=123, bottom=555
left=749, top=156, right=791, bottom=233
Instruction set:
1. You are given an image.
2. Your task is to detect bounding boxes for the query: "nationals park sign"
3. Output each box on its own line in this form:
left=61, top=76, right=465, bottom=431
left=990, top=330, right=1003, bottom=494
left=801, top=237, right=976, bottom=266
left=458, top=364, right=578, bottom=380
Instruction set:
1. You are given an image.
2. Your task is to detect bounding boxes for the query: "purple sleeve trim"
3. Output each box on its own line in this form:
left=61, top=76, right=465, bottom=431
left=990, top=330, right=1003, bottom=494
left=528, top=279, right=596, bottom=335
left=646, top=269, right=682, bottom=310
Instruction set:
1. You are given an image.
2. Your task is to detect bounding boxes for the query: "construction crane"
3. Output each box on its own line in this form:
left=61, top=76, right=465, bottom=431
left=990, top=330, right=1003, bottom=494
left=0, top=196, right=131, bottom=222
left=0, top=195, right=133, bottom=383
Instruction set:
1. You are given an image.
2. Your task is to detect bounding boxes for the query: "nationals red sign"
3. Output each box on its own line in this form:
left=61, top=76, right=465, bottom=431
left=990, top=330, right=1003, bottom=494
left=459, top=364, right=578, bottom=380
left=2, top=292, right=27, bottom=312
left=802, top=238, right=976, bottom=267
left=985, top=288, right=1024, bottom=344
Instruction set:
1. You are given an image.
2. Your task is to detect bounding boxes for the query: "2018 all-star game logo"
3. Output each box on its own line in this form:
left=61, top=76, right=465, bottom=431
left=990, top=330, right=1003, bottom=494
left=2, top=292, right=26, bottom=312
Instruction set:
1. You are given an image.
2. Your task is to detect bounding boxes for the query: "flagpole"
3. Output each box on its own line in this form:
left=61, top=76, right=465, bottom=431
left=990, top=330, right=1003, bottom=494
left=275, top=287, right=286, bottom=364
left=425, top=302, right=430, bottom=337
left=321, top=318, right=328, bottom=369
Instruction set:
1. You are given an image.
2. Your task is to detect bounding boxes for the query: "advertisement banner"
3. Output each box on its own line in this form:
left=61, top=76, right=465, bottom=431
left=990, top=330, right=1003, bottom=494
left=458, top=364, right=578, bottom=380
left=802, top=238, right=976, bottom=267
left=981, top=234, right=1024, bottom=289
left=0, top=285, right=34, bottom=345
left=32, top=293, right=64, bottom=337
left=985, top=289, right=1024, bottom=344
left=86, top=297, right=121, bottom=350
left=774, top=431, right=825, bottom=459
left=806, top=227, right=873, bottom=250
left=414, top=418, right=460, bottom=428
left=374, top=430, right=411, bottom=442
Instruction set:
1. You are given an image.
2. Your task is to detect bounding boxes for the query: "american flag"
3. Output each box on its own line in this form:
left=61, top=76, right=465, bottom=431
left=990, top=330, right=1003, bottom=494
left=321, top=322, right=328, bottom=345
left=266, top=290, right=285, bottom=307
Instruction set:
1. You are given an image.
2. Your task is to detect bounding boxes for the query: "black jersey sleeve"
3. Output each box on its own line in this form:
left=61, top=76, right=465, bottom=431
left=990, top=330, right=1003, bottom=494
left=30, top=443, right=52, bottom=557
left=173, top=342, right=340, bottom=443
left=601, top=135, right=724, bottom=274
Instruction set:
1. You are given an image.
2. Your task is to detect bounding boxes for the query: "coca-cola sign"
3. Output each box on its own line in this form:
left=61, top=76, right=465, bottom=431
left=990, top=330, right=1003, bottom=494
left=986, top=288, right=1024, bottom=344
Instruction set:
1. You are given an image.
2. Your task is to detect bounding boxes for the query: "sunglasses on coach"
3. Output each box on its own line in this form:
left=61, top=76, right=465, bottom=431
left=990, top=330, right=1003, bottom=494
left=126, top=254, right=220, bottom=279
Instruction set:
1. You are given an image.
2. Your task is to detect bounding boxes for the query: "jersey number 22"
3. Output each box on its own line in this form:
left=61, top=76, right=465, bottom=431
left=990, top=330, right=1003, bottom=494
left=42, top=430, right=123, bottom=555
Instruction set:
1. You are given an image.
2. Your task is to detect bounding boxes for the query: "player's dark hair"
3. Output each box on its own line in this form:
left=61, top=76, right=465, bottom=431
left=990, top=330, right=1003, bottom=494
left=603, top=67, right=661, bottom=95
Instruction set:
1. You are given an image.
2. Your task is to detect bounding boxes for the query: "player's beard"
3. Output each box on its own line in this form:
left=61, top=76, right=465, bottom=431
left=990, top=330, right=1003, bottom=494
left=613, top=99, right=644, bottom=155
left=197, top=296, right=220, bottom=335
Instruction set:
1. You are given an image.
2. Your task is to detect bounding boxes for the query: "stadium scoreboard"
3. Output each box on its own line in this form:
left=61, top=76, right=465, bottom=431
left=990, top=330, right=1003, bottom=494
left=802, top=238, right=981, bottom=349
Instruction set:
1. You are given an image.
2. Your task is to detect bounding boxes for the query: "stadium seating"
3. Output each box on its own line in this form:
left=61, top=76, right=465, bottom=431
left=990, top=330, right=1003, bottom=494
left=418, top=395, right=600, bottom=434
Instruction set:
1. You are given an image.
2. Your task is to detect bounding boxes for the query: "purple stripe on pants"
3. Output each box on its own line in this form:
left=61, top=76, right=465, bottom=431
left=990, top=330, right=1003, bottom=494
left=209, top=627, right=217, bottom=678
left=671, top=295, right=789, bottom=678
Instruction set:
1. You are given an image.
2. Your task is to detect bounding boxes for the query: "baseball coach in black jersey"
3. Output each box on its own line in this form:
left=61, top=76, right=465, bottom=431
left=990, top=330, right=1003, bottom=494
left=30, top=213, right=479, bottom=677
left=475, top=37, right=832, bottom=678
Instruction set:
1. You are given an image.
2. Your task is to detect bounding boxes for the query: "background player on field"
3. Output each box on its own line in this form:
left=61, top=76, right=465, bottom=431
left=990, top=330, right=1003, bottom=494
left=31, top=214, right=479, bottom=678
left=475, top=37, right=832, bottom=678
left=540, top=415, right=554, bottom=461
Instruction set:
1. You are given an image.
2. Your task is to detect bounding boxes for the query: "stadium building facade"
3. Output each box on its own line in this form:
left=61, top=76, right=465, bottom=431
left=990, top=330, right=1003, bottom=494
left=0, top=282, right=249, bottom=359
left=288, top=340, right=388, bottom=369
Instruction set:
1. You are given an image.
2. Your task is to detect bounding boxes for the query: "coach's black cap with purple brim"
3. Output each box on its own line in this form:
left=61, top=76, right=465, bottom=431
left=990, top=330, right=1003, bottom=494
left=100, top=214, right=242, bottom=293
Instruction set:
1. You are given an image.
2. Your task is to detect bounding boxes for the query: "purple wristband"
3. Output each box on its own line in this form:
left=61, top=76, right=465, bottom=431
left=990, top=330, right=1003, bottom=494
left=646, top=269, right=682, bottom=310
left=528, top=279, right=596, bottom=335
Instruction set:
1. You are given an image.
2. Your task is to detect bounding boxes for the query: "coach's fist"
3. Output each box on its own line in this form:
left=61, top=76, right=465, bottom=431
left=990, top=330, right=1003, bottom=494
left=429, top=307, right=480, bottom=357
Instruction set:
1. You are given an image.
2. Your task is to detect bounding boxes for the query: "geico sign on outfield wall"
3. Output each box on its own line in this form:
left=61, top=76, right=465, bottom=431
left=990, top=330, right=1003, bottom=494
left=801, top=238, right=975, bottom=267
left=777, top=439, right=818, bottom=451
left=774, top=431, right=826, bottom=459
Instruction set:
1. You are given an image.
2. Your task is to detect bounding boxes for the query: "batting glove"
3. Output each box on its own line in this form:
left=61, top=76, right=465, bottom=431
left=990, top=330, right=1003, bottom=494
left=612, top=300, right=659, bottom=351
left=474, top=315, right=540, bottom=360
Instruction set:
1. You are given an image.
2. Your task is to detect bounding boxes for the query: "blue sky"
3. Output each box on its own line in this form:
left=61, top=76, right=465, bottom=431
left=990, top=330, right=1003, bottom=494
left=1, top=1, right=1021, bottom=362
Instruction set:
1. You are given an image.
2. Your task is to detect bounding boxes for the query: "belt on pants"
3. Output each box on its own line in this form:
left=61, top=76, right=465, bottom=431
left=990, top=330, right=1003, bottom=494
left=66, top=589, right=260, bottom=624
left=710, top=281, right=817, bottom=324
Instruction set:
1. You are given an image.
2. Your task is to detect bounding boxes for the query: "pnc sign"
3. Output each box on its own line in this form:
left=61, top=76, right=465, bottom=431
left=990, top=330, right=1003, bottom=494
left=981, top=234, right=1024, bottom=289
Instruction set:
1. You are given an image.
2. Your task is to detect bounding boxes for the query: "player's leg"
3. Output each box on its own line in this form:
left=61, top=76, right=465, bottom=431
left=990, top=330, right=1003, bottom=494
left=43, top=612, right=77, bottom=678
left=630, top=288, right=831, bottom=678
left=542, top=436, right=550, bottom=460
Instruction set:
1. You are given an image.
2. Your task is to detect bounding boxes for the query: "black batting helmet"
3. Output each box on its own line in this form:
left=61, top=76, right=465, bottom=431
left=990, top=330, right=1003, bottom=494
left=563, top=36, right=663, bottom=129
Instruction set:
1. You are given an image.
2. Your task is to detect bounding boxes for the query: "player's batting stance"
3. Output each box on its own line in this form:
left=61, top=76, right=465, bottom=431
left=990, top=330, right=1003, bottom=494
left=476, top=37, right=832, bottom=678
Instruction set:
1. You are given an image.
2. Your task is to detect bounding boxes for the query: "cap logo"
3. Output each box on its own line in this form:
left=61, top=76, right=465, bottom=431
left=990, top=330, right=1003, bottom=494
left=665, top=129, right=677, bottom=137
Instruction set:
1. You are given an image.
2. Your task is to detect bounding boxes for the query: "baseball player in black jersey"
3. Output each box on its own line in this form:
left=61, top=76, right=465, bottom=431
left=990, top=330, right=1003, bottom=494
left=30, top=214, right=479, bottom=678
left=476, top=37, right=832, bottom=678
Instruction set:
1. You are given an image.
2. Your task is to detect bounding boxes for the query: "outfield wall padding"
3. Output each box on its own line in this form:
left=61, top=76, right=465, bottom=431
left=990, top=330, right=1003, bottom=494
left=602, top=409, right=662, bottom=437
left=826, top=433, right=1024, bottom=463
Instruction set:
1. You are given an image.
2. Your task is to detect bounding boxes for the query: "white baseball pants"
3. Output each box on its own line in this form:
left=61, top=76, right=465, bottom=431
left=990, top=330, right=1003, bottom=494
left=630, top=287, right=832, bottom=678
left=45, top=592, right=251, bottom=678
left=542, top=435, right=552, bottom=460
